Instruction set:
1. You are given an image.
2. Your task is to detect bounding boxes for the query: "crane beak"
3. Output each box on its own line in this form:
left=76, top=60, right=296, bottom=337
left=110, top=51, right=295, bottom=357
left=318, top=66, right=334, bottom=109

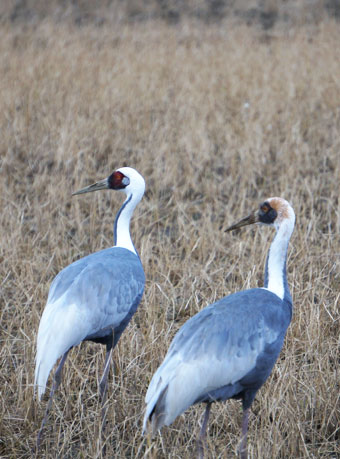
left=72, top=178, right=109, bottom=196
left=225, top=210, right=259, bottom=232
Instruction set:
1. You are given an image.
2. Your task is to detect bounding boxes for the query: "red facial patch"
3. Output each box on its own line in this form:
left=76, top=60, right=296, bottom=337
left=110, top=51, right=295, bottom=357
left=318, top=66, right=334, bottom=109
left=108, top=171, right=126, bottom=189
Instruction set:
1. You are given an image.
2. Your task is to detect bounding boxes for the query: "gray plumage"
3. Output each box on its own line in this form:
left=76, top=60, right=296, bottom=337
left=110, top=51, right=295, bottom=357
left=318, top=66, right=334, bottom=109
left=144, top=288, right=291, bottom=430
left=35, top=247, right=145, bottom=398
left=35, top=166, right=145, bottom=406
left=143, top=197, right=295, bottom=458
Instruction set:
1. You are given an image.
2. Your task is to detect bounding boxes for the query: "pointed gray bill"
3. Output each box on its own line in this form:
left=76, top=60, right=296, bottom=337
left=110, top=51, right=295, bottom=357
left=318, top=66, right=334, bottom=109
left=72, top=178, right=109, bottom=196
left=225, top=210, right=259, bottom=232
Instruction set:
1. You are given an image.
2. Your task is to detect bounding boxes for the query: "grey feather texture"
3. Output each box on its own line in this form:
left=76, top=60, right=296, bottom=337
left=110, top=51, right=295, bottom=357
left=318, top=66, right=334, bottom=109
left=144, top=288, right=292, bottom=432
left=48, top=247, right=145, bottom=337
left=143, top=197, right=295, bottom=459
left=34, top=166, right=146, bottom=451
left=35, top=246, right=145, bottom=399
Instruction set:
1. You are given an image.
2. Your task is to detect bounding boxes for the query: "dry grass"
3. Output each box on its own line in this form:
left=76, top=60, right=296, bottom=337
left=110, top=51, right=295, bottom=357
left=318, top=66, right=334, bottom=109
left=0, top=9, right=339, bottom=459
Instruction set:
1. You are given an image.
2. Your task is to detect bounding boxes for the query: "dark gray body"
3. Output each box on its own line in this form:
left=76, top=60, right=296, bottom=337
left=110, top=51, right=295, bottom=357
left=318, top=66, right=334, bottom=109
left=185, top=288, right=292, bottom=409
left=35, top=246, right=145, bottom=399
left=47, top=246, right=145, bottom=348
left=143, top=196, right=295, bottom=445
left=144, top=283, right=292, bottom=428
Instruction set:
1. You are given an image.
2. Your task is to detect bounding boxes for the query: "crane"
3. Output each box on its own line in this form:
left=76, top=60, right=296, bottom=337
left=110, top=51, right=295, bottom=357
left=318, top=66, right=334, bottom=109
left=143, top=197, right=295, bottom=459
left=34, top=167, right=145, bottom=447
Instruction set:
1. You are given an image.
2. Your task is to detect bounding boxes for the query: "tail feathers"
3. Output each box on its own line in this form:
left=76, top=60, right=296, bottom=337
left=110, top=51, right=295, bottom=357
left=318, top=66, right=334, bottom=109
left=143, top=358, right=219, bottom=435
left=34, top=360, right=53, bottom=400
left=143, top=362, right=199, bottom=435
left=143, top=385, right=168, bottom=436
left=34, top=334, right=67, bottom=400
left=143, top=353, right=181, bottom=434
left=34, top=301, right=88, bottom=400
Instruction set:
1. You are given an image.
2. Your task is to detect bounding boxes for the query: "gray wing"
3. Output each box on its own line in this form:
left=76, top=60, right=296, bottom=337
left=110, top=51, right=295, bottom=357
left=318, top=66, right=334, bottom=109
left=35, top=247, right=144, bottom=399
left=47, top=246, right=145, bottom=336
left=145, top=288, right=291, bottom=423
left=169, top=288, right=291, bottom=363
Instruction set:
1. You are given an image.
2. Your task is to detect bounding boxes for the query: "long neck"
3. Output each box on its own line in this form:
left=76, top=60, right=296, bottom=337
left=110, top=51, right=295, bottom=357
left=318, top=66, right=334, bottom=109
left=264, top=219, right=294, bottom=302
left=113, top=193, right=139, bottom=255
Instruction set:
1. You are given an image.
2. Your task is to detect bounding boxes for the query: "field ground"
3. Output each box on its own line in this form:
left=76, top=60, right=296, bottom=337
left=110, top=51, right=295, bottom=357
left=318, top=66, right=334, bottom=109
left=0, top=2, right=339, bottom=458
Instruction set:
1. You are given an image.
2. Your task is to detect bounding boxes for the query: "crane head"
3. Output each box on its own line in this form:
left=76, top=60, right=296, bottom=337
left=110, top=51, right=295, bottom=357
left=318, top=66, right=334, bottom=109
left=72, top=167, right=145, bottom=196
left=225, top=197, right=294, bottom=232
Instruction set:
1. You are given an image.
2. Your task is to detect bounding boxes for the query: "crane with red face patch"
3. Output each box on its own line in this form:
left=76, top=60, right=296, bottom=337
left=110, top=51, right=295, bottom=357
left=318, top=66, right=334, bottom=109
left=34, top=167, right=145, bottom=448
left=143, top=197, right=295, bottom=459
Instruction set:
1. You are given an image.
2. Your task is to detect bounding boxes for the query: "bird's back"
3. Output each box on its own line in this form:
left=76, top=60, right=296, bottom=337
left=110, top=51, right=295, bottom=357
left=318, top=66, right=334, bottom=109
left=144, top=288, right=292, bottom=432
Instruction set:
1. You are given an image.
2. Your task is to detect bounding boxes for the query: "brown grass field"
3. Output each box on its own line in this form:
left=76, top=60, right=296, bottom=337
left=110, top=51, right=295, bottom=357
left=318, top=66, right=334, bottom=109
left=0, top=3, right=340, bottom=458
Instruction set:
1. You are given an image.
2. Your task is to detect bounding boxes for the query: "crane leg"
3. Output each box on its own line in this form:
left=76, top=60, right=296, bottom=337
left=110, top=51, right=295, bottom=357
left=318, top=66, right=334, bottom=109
left=239, top=407, right=249, bottom=459
left=196, top=402, right=212, bottom=459
left=36, top=350, right=70, bottom=451
left=99, top=342, right=113, bottom=404
left=99, top=341, right=113, bottom=455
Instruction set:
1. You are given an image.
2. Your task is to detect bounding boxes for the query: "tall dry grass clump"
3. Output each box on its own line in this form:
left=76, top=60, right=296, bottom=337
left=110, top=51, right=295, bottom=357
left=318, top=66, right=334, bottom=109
left=0, top=12, right=339, bottom=459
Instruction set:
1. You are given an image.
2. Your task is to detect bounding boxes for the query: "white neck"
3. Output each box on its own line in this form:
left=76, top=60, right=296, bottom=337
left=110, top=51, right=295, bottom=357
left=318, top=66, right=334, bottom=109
left=265, top=217, right=294, bottom=300
left=114, top=191, right=142, bottom=255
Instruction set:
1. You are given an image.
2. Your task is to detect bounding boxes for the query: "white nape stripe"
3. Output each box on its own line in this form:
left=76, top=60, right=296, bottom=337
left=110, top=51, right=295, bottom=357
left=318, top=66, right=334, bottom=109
left=114, top=194, right=138, bottom=255
left=113, top=170, right=145, bottom=256
left=266, top=241, right=285, bottom=300
left=265, top=214, right=295, bottom=300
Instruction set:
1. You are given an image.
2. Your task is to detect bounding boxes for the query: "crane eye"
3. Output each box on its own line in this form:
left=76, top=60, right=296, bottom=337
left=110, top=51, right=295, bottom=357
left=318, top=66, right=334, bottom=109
left=109, top=171, right=130, bottom=189
left=260, top=203, right=270, bottom=213
left=259, top=202, right=277, bottom=224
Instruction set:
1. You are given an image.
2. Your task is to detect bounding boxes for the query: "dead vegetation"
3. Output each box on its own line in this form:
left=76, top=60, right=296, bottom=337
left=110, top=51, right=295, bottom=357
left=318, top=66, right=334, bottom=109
left=0, top=6, right=339, bottom=459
